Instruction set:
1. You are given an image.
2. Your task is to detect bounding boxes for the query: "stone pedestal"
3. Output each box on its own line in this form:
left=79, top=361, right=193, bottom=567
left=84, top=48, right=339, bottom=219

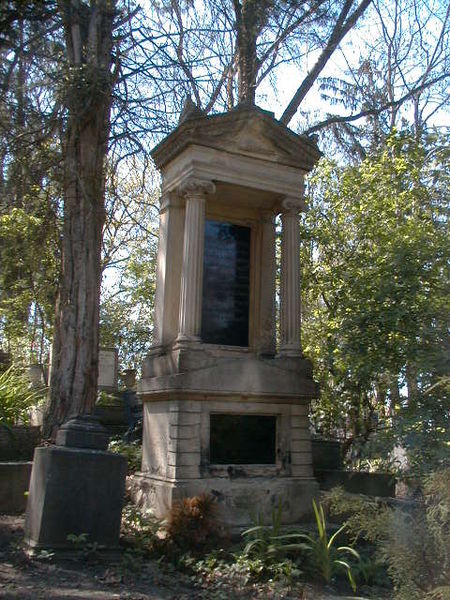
left=24, top=416, right=126, bottom=551
left=136, top=349, right=320, bottom=526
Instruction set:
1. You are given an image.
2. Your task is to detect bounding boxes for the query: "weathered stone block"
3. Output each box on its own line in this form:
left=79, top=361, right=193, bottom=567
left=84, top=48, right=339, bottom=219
left=291, top=464, right=314, bottom=477
left=168, top=451, right=201, bottom=466
left=291, top=452, right=313, bottom=465
left=129, top=473, right=319, bottom=527
left=291, top=440, right=312, bottom=453
left=290, top=416, right=309, bottom=428
left=168, top=437, right=200, bottom=453
left=166, top=464, right=200, bottom=479
left=0, top=426, right=40, bottom=461
left=291, top=427, right=311, bottom=440
left=24, top=446, right=126, bottom=550
left=170, top=411, right=201, bottom=426
left=169, top=424, right=200, bottom=439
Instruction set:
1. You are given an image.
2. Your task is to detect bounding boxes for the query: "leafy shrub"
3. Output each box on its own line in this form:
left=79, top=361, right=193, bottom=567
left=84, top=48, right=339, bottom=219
left=120, top=502, right=162, bottom=556
left=108, top=439, right=142, bottom=473
left=185, top=550, right=301, bottom=587
left=0, top=366, right=43, bottom=426
left=327, top=472, right=450, bottom=599
left=242, top=499, right=359, bottom=591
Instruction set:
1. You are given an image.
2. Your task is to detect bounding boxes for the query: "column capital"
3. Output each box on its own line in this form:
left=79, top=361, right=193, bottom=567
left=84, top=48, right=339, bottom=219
left=160, top=190, right=184, bottom=212
left=281, top=196, right=305, bottom=214
left=261, top=209, right=276, bottom=224
left=178, top=178, right=216, bottom=197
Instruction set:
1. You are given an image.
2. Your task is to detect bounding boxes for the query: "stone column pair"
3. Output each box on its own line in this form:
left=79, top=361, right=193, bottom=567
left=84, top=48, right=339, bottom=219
left=176, top=178, right=215, bottom=343
left=175, top=181, right=303, bottom=355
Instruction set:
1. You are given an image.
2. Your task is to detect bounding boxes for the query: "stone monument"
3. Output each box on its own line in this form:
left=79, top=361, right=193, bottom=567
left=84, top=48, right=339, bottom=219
left=24, top=415, right=126, bottom=552
left=134, top=105, right=321, bottom=526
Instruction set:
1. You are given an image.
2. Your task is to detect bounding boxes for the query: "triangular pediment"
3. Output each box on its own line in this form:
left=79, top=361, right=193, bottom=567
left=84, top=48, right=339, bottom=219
left=152, top=106, right=321, bottom=172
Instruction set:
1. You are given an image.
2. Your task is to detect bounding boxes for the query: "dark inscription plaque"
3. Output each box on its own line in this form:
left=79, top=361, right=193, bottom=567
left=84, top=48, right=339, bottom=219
left=210, top=414, right=277, bottom=464
left=201, top=220, right=250, bottom=346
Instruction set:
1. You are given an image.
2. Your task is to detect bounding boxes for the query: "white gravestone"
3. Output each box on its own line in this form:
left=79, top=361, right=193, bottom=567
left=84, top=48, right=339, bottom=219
left=98, top=348, right=118, bottom=391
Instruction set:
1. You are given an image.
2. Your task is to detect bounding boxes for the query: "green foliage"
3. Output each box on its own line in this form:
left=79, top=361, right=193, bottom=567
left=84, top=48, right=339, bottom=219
left=327, top=471, right=450, bottom=599
left=120, top=503, right=162, bottom=556
left=302, top=132, right=449, bottom=470
left=96, top=390, right=121, bottom=407
left=0, top=366, right=43, bottom=426
left=241, top=499, right=359, bottom=591
left=0, top=205, right=59, bottom=363
left=99, top=158, right=159, bottom=372
left=351, top=550, right=389, bottom=588
left=291, top=500, right=359, bottom=591
left=108, top=438, right=142, bottom=473
left=67, top=532, right=104, bottom=561
left=184, top=550, right=301, bottom=587
left=241, top=502, right=306, bottom=571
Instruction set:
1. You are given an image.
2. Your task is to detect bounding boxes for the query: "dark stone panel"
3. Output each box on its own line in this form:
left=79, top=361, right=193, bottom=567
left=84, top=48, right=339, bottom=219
left=201, top=220, right=250, bottom=346
left=210, top=414, right=276, bottom=464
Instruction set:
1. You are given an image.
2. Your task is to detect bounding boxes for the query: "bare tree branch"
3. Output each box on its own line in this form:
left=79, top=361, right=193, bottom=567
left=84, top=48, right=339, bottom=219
left=280, top=0, right=373, bottom=125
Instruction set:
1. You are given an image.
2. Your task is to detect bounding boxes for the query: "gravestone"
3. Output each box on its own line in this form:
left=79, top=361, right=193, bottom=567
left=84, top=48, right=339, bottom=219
left=98, top=347, right=118, bottom=391
left=133, top=105, right=322, bottom=526
left=24, top=415, right=126, bottom=552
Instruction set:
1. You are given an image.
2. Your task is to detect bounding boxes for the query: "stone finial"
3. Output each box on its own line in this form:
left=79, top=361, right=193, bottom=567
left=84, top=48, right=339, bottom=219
left=178, top=96, right=205, bottom=124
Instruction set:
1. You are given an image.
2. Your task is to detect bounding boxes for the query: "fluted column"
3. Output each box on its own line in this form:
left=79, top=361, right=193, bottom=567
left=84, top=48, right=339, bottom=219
left=279, top=197, right=304, bottom=357
left=176, top=178, right=215, bottom=343
left=256, top=211, right=276, bottom=355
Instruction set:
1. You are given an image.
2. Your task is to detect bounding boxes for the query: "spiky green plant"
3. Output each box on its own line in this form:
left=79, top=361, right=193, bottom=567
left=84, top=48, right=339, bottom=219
left=292, top=499, right=359, bottom=592
left=0, top=366, right=43, bottom=427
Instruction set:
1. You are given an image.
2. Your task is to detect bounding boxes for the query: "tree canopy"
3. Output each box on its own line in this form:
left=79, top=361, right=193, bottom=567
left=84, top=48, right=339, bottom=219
left=302, top=131, right=449, bottom=471
left=0, top=0, right=448, bottom=452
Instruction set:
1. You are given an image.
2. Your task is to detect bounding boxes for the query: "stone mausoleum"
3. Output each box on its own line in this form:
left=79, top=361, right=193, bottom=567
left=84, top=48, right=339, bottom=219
left=133, top=105, right=322, bottom=526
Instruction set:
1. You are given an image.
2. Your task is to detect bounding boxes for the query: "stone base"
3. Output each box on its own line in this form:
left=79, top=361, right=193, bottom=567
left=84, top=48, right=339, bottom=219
left=128, top=473, right=319, bottom=527
left=0, top=462, right=32, bottom=513
left=24, top=446, right=127, bottom=550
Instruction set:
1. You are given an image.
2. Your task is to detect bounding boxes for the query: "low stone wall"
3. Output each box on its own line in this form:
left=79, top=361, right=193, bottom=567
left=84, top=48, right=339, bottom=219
left=315, top=469, right=396, bottom=497
left=0, top=426, right=41, bottom=461
left=0, top=462, right=32, bottom=513
left=311, top=439, right=343, bottom=471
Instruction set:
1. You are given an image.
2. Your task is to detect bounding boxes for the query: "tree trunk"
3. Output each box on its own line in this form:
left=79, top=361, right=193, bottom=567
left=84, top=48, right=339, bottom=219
left=234, top=0, right=271, bottom=105
left=43, top=0, right=117, bottom=439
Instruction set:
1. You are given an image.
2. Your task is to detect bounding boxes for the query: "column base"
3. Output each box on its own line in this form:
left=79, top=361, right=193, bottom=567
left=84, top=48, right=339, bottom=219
left=174, top=334, right=201, bottom=349
left=278, top=344, right=304, bottom=358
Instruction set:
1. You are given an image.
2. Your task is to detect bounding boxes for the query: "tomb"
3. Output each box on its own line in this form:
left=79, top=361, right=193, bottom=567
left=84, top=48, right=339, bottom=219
left=134, top=105, right=321, bottom=526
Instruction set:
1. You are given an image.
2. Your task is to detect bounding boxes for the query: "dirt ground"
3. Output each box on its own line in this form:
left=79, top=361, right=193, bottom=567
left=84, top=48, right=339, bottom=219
left=0, top=515, right=374, bottom=600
